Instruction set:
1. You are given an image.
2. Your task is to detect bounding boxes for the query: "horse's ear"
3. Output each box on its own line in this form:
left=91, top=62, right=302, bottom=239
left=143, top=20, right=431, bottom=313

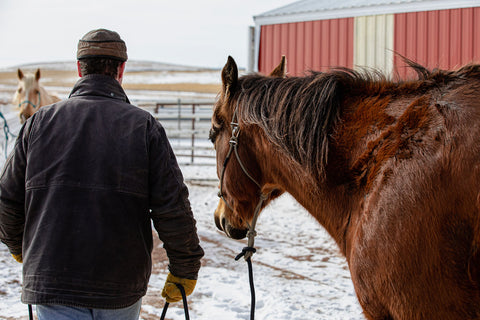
left=35, top=69, right=41, bottom=81
left=17, top=69, right=24, bottom=80
left=221, top=56, right=238, bottom=98
left=269, top=55, right=287, bottom=78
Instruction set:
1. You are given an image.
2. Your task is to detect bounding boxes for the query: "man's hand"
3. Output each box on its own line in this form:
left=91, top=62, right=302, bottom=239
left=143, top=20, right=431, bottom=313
left=161, top=272, right=197, bottom=303
left=12, top=253, right=22, bottom=263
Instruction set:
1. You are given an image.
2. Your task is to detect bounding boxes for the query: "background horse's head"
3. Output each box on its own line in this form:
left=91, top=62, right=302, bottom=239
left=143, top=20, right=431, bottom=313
left=210, top=56, right=286, bottom=239
left=12, top=68, right=53, bottom=123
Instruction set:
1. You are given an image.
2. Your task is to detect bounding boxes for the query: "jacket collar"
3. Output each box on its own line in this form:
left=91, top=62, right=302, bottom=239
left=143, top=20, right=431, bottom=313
left=69, top=74, right=130, bottom=104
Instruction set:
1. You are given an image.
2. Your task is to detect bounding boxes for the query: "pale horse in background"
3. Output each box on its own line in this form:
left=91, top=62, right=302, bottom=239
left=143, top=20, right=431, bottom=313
left=12, top=68, right=61, bottom=123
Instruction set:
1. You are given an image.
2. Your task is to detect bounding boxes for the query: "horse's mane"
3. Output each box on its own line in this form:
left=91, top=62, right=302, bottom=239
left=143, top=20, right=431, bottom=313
left=236, top=61, right=480, bottom=178
left=237, top=70, right=355, bottom=178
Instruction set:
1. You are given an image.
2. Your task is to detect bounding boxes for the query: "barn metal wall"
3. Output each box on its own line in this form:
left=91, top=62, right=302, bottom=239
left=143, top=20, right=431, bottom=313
left=354, top=14, right=394, bottom=75
left=394, top=7, right=480, bottom=78
left=258, top=18, right=354, bottom=76
left=257, top=6, right=480, bottom=78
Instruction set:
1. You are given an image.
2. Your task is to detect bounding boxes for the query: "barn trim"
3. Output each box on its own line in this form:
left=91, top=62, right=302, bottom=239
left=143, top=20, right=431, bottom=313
left=254, top=0, right=480, bottom=25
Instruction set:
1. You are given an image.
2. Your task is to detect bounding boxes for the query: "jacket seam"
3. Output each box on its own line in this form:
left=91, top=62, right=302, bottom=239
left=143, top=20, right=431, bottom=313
left=25, top=183, right=148, bottom=197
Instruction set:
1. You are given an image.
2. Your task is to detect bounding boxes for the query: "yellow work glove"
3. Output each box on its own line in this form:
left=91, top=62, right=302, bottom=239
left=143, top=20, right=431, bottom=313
left=12, top=253, right=22, bottom=263
left=161, top=273, right=197, bottom=303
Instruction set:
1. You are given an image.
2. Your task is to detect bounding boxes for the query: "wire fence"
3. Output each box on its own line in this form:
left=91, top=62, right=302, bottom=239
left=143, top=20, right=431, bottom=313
left=137, top=98, right=216, bottom=166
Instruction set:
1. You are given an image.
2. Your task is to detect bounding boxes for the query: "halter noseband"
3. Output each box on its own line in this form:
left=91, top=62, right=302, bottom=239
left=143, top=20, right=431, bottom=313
left=218, top=99, right=269, bottom=260
left=18, top=91, right=41, bottom=110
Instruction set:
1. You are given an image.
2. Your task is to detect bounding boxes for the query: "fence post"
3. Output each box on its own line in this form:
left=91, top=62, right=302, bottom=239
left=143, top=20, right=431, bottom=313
left=191, top=104, right=196, bottom=163
left=177, top=98, right=181, bottom=130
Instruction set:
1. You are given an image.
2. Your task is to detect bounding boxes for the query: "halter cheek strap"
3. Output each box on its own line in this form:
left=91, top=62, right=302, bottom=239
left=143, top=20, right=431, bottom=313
left=218, top=99, right=270, bottom=261
left=217, top=99, right=269, bottom=320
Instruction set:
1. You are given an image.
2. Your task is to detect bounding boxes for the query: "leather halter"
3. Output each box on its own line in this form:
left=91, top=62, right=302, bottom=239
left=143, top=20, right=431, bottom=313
left=218, top=99, right=270, bottom=260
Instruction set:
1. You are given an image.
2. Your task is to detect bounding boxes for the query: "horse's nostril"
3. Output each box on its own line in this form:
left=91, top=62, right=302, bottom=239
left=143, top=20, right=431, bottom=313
left=226, top=226, right=248, bottom=240
left=221, top=217, right=226, bottom=231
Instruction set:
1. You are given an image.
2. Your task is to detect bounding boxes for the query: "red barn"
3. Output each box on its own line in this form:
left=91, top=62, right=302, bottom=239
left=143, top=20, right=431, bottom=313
left=253, top=0, right=480, bottom=78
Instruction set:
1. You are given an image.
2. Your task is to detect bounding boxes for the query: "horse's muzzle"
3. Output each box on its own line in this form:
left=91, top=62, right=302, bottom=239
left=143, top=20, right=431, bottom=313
left=215, top=214, right=247, bottom=240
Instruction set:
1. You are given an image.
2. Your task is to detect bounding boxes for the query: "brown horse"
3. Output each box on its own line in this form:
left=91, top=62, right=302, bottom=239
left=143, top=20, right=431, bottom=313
left=12, top=68, right=61, bottom=123
left=210, top=56, right=480, bottom=319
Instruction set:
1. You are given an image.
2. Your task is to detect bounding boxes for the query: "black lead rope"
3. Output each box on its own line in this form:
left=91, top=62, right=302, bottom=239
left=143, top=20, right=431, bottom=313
left=160, top=283, right=190, bottom=320
left=235, top=247, right=257, bottom=320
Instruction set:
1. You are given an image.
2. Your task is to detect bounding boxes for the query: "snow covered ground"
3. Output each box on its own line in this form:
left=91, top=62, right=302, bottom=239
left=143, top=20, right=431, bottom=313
left=0, top=178, right=364, bottom=320
left=0, top=67, right=364, bottom=319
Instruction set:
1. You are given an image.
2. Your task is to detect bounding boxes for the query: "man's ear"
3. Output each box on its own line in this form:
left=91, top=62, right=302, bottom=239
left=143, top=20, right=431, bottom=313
left=117, top=62, right=126, bottom=84
left=77, top=61, right=82, bottom=77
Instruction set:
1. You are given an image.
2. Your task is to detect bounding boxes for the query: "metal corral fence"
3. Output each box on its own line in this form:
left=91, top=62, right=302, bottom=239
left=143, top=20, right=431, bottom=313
left=137, top=98, right=216, bottom=166
left=0, top=96, right=217, bottom=166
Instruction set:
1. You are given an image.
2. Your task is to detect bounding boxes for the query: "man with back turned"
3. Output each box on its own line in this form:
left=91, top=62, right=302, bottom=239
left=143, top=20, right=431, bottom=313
left=0, top=28, right=204, bottom=319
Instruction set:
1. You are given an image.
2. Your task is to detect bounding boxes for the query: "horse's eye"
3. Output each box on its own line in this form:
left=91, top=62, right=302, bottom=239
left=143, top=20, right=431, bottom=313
left=209, top=127, right=219, bottom=143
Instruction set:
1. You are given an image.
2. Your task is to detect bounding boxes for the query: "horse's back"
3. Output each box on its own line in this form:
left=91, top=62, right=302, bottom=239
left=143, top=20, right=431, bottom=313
left=40, top=86, right=61, bottom=105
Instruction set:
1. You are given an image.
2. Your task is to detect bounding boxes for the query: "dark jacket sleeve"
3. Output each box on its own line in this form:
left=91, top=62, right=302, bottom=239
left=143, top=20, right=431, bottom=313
left=0, top=120, right=31, bottom=255
left=148, top=117, right=204, bottom=279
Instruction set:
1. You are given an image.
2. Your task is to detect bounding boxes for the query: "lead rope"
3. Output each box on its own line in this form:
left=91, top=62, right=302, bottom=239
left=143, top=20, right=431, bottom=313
left=233, top=193, right=267, bottom=320
left=160, top=283, right=189, bottom=320
left=0, top=111, right=16, bottom=159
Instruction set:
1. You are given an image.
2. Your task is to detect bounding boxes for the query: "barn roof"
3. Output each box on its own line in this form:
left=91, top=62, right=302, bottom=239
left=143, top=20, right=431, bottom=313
left=254, top=0, right=480, bottom=25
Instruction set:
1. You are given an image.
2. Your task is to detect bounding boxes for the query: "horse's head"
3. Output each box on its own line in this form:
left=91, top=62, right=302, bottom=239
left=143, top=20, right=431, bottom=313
left=210, top=56, right=286, bottom=239
left=13, top=68, right=42, bottom=123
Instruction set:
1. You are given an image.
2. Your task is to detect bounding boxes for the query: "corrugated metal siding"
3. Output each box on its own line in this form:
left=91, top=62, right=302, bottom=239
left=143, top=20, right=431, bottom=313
left=354, top=14, right=394, bottom=74
left=394, top=7, right=480, bottom=78
left=258, top=18, right=354, bottom=76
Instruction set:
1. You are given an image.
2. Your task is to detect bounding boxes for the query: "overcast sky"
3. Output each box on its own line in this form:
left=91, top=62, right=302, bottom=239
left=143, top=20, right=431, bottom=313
left=0, top=0, right=294, bottom=69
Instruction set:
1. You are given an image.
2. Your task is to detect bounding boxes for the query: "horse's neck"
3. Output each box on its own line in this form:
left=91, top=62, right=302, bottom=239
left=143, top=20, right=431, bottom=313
left=263, top=150, right=354, bottom=253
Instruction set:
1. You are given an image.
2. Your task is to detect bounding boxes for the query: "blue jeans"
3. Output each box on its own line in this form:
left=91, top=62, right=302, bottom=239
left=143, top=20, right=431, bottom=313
left=36, top=299, right=142, bottom=320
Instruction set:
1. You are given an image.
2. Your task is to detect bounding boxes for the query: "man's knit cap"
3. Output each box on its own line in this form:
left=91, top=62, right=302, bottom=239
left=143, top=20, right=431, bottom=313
left=77, top=29, right=127, bottom=61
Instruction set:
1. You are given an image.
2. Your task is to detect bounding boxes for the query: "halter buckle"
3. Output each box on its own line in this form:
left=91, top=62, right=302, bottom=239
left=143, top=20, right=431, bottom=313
left=229, top=136, right=238, bottom=146
left=231, top=123, right=240, bottom=136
